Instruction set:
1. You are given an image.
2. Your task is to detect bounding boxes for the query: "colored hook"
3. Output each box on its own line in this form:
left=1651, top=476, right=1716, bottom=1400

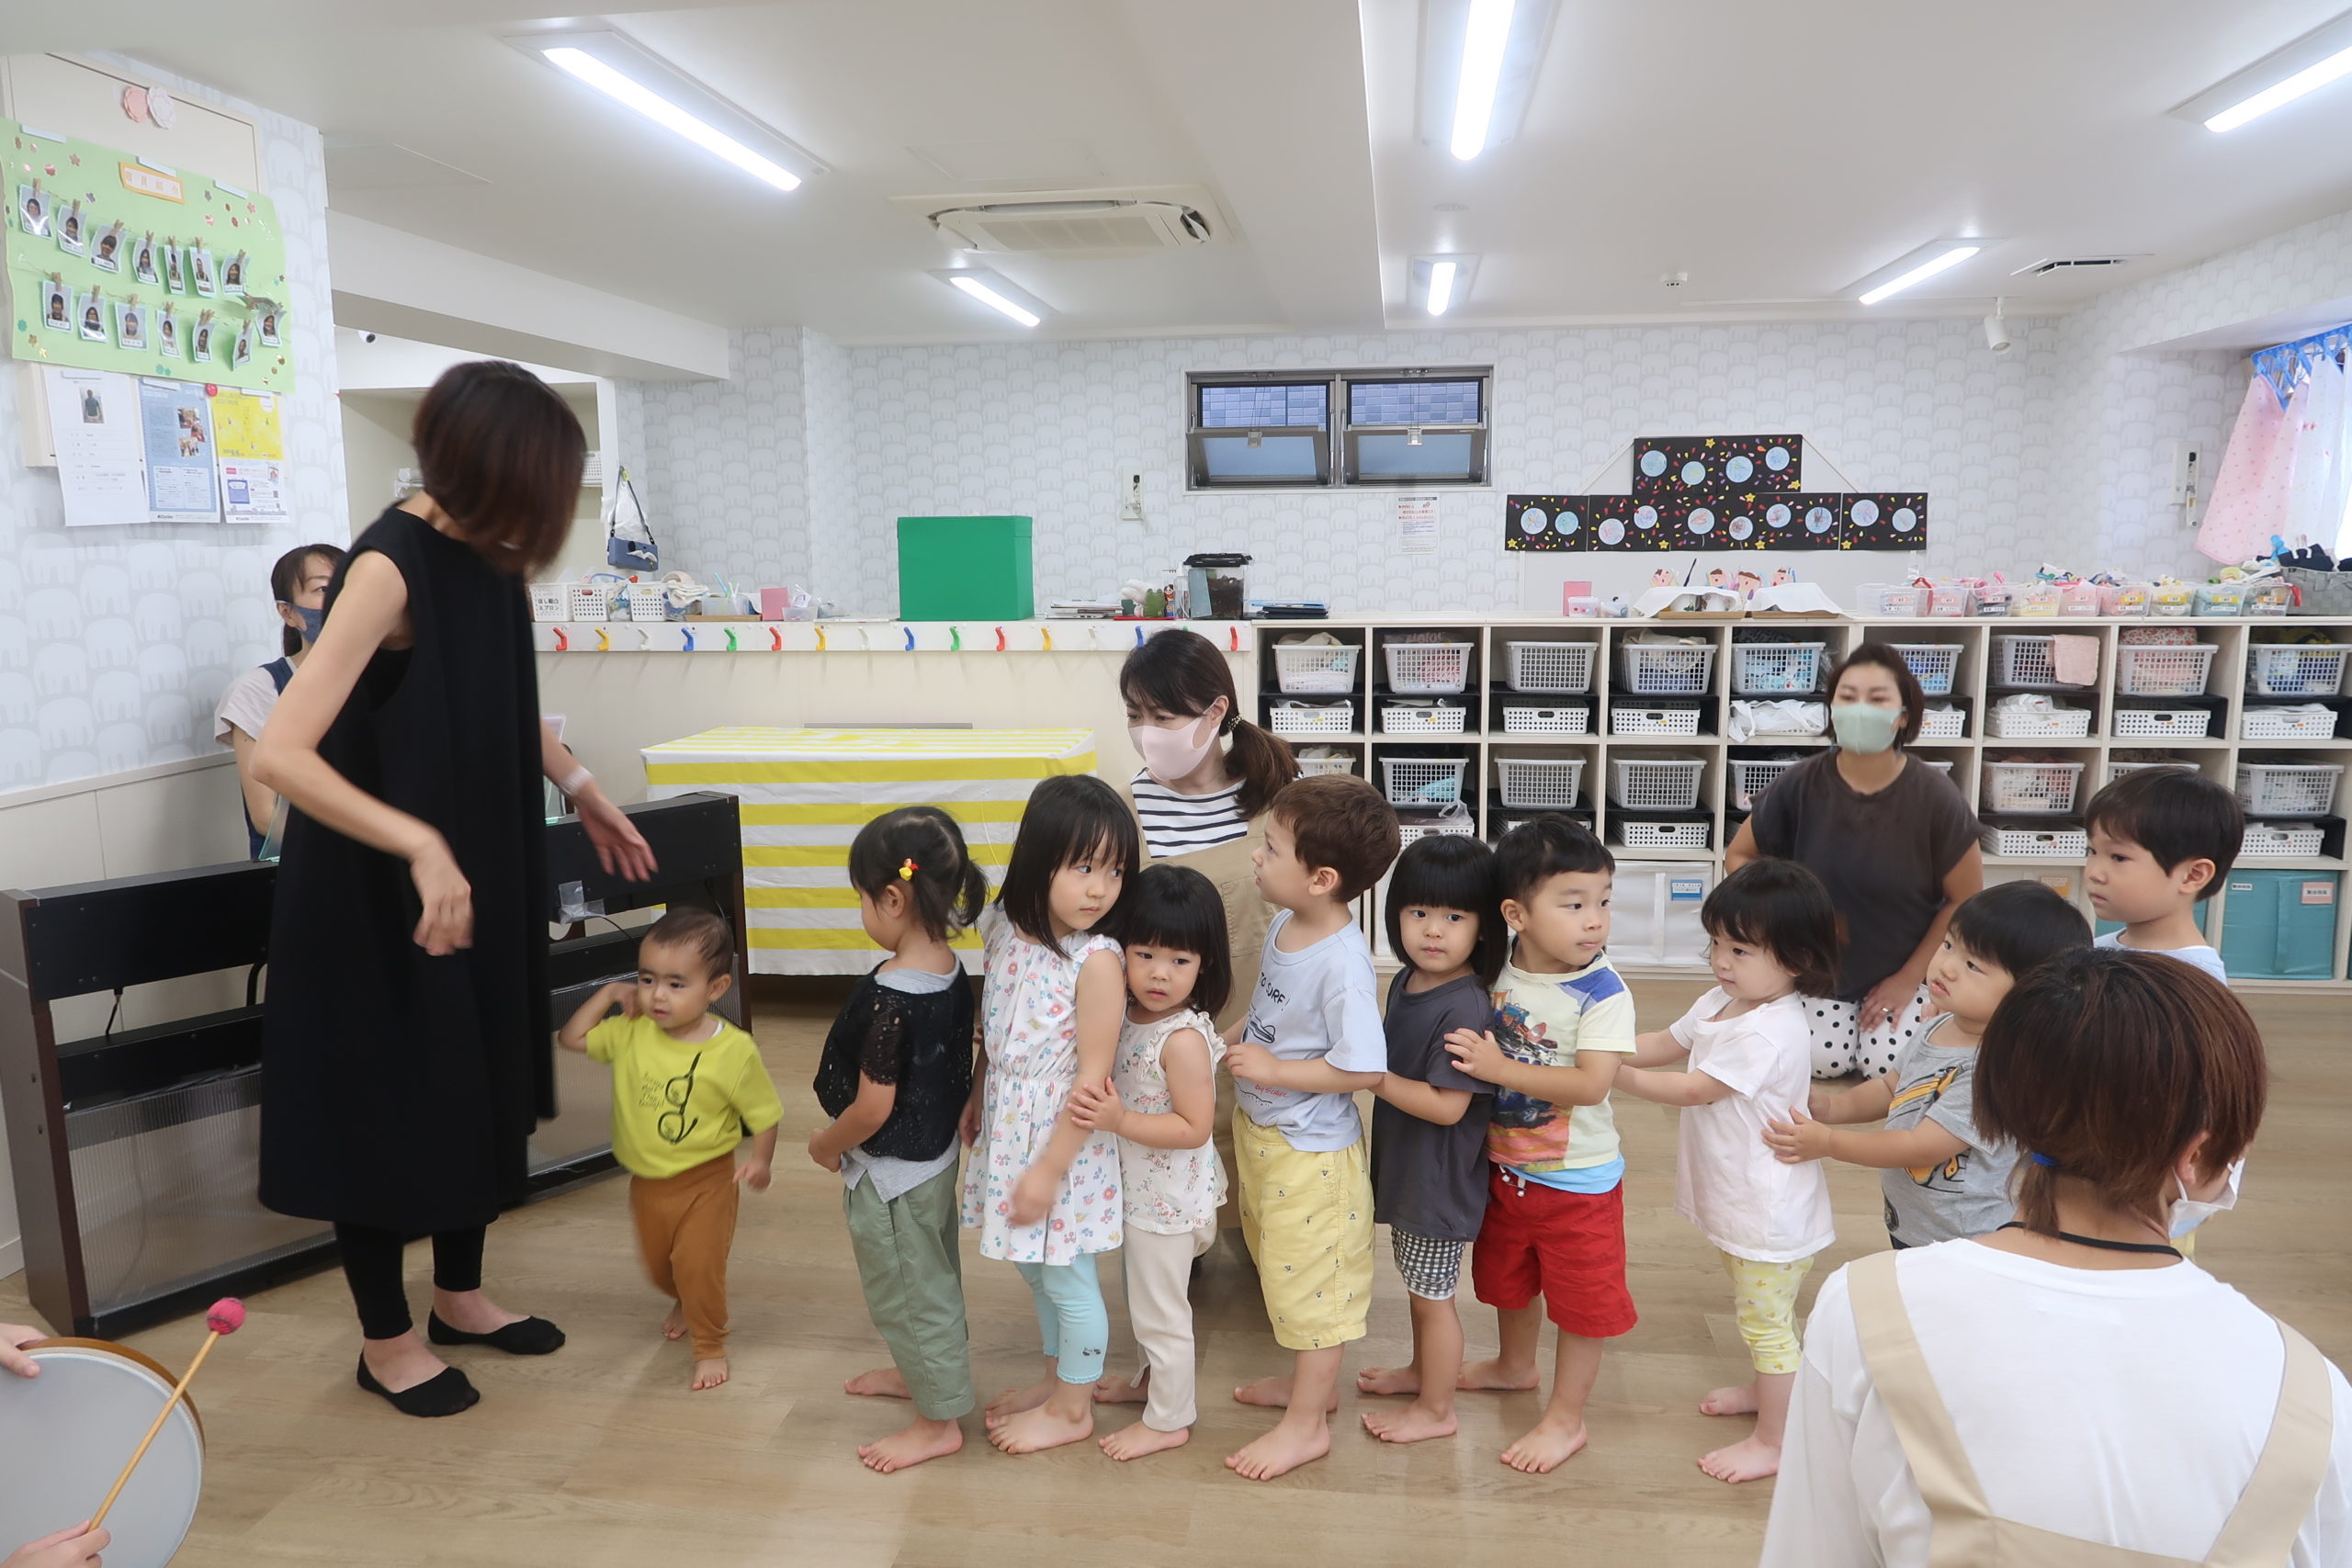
left=594, top=627, right=609, bottom=652
left=553, top=627, right=568, bottom=651
left=995, top=626, right=1007, bottom=651
left=949, top=626, right=962, bottom=651
left=816, top=626, right=829, bottom=651
left=769, top=626, right=783, bottom=651
left=1041, top=626, right=1053, bottom=651
left=1228, top=626, right=1240, bottom=652
left=682, top=626, right=695, bottom=651
left=725, top=627, right=739, bottom=652
left=903, top=626, right=916, bottom=651
left=1135, top=626, right=1146, bottom=649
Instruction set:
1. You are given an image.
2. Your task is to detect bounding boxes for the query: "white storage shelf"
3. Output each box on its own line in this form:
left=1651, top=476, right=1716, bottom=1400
left=1318, top=617, right=2352, bottom=986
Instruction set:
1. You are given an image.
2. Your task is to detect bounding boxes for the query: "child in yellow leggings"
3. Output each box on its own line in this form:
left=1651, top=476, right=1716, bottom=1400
left=1618, top=859, right=1842, bottom=1485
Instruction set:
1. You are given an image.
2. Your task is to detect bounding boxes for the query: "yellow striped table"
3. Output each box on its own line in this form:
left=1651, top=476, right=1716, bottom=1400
left=641, top=727, right=1099, bottom=974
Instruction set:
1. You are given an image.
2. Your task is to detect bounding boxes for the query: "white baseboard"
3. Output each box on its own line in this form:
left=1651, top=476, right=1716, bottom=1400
left=0, top=1235, right=20, bottom=1283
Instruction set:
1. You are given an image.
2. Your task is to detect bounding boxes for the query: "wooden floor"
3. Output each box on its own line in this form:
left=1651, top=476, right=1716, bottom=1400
left=6, top=979, right=2346, bottom=1568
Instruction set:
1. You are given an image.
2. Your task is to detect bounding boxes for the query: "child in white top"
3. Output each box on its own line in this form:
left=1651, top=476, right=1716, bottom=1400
left=1618, top=858, right=1840, bottom=1486
left=1069, top=864, right=1229, bottom=1461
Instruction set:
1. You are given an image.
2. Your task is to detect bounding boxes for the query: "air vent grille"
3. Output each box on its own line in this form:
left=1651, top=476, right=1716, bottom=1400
left=916, top=192, right=1223, bottom=255
left=2011, top=256, right=2142, bottom=276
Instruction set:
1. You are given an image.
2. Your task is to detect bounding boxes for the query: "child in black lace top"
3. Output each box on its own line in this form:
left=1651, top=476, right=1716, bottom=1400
left=809, top=806, right=987, bottom=1473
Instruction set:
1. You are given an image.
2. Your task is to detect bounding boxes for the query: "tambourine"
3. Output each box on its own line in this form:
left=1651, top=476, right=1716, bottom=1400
left=0, top=1337, right=203, bottom=1568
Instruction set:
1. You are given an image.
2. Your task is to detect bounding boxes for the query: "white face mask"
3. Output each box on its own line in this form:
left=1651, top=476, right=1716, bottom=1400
left=2168, top=1157, right=2245, bottom=1239
left=1128, top=703, right=1225, bottom=784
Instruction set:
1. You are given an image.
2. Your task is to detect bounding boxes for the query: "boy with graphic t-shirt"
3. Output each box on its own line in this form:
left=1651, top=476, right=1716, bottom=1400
left=1442, top=818, right=1638, bottom=1476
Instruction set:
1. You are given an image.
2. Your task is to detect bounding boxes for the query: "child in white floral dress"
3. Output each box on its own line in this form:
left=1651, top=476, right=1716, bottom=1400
left=1071, top=863, right=1230, bottom=1461
left=960, top=774, right=1135, bottom=1455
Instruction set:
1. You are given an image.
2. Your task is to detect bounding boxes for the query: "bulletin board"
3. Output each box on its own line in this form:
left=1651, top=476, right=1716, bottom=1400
left=2, top=116, right=293, bottom=394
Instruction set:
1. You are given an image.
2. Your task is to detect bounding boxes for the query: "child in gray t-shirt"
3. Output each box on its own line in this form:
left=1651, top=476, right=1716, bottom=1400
left=1763, top=881, right=2091, bottom=1246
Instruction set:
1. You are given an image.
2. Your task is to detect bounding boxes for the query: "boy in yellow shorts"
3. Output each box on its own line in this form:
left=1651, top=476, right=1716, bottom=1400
left=1223, top=774, right=1401, bottom=1481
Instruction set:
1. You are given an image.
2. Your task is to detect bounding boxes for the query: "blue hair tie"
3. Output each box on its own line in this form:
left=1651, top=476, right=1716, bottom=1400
left=2027, top=1151, right=2058, bottom=1169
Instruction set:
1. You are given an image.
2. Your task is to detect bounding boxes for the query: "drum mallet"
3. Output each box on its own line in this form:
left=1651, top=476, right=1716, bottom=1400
left=88, top=1298, right=244, bottom=1529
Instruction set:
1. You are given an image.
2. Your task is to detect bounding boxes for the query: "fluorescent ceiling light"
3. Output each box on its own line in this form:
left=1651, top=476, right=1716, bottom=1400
left=1857, top=243, right=1981, bottom=305
left=1409, top=254, right=1478, bottom=319
left=506, top=29, right=821, bottom=192
left=1427, top=259, right=1459, bottom=315
left=1419, top=0, right=1558, bottom=158
left=932, top=267, right=1049, bottom=328
left=2176, top=13, right=2352, bottom=132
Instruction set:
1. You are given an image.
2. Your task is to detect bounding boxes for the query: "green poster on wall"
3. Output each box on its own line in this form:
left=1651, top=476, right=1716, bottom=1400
left=2, top=117, right=294, bottom=394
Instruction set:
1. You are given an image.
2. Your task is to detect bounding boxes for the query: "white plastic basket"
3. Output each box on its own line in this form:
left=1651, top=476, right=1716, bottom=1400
left=2111, top=708, right=2211, bottom=739
left=1505, top=641, right=1597, bottom=695
left=1994, top=636, right=2092, bottom=689
left=1500, top=704, right=1590, bottom=736
left=1267, top=701, right=1353, bottom=738
left=2246, top=645, right=2350, bottom=696
left=1272, top=642, right=1361, bottom=694
left=1920, top=758, right=1955, bottom=779
left=1385, top=642, right=1475, bottom=694
left=530, top=582, right=570, bottom=621
left=1379, top=704, right=1467, bottom=736
left=1618, top=641, right=1717, bottom=695
left=1890, top=644, right=1962, bottom=695
left=1989, top=705, right=2092, bottom=739
left=1984, top=760, right=2086, bottom=815
left=1497, top=757, right=1587, bottom=810
left=2236, top=763, right=2343, bottom=818
left=566, top=582, right=616, bottom=620
left=1611, top=705, right=1703, bottom=737
left=2116, top=644, right=2216, bottom=697
left=1396, top=817, right=1476, bottom=844
left=620, top=582, right=671, bottom=621
left=1294, top=751, right=1357, bottom=778
left=1610, top=757, right=1707, bottom=811
left=1917, top=705, right=1967, bottom=739
left=1984, top=824, right=2090, bottom=859
left=1382, top=757, right=1468, bottom=807
left=2243, top=822, right=2327, bottom=857
left=1729, top=757, right=1802, bottom=812
left=1615, top=819, right=1711, bottom=852
left=1862, top=583, right=1928, bottom=616
left=2242, top=706, right=2336, bottom=740
left=2108, top=759, right=2196, bottom=786
left=1731, top=642, right=1826, bottom=695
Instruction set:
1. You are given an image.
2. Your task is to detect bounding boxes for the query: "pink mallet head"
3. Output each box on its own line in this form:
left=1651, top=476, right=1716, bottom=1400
left=204, top=1298, right=245, bottom=1336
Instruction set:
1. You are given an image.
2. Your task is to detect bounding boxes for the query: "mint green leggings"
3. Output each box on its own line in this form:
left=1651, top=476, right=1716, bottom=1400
left=1013, top=1253, right=1107, bottom=1384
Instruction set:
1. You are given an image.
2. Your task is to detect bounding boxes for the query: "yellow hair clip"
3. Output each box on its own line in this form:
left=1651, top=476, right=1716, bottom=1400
left=899, top=857, right=918, bottom=881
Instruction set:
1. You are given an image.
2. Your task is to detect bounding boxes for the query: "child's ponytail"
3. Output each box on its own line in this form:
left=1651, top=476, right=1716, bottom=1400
left=848, top=806, right=989, bottom=942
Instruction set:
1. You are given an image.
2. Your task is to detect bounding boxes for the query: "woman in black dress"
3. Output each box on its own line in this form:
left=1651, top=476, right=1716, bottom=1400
left=255, top=361, right=655, bottom=1416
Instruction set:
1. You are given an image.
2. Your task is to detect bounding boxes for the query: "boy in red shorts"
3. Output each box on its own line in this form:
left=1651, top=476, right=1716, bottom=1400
left=1442, top=817, right=1638, bottom=1473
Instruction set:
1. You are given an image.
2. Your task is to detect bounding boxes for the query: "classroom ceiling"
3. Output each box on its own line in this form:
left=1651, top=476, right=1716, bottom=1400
left=13, top=0, right=2352, bottom=345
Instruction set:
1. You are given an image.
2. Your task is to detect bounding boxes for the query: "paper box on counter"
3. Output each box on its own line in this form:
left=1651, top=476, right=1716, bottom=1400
left=898, top=515, right=1034, bottom=621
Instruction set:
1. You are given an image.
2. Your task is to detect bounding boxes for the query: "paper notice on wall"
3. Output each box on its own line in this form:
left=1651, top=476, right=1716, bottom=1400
left=42, top=366, right=149, bottom=527
left=213, top=387, right=288, bottom=519
left=1396, top=491, right=1440, bottom=554
left=138, top=377, right=220, bottom=524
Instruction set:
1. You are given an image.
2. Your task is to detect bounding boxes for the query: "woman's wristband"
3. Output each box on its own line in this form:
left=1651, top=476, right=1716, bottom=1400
left=557, top=764, right=594, bottom=797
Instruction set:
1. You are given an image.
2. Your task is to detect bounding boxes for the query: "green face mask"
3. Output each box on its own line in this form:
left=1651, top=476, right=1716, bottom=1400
left=1831, top=702, right=1902, bottom=754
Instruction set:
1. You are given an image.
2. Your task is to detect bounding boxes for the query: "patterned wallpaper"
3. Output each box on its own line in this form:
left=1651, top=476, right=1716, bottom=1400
left=0, top=57, right=345, bottom=790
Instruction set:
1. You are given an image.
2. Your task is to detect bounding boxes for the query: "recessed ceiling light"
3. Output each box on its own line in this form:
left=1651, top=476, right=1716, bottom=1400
left=931, top=267, right=1048, bottom=328
left=1855, top=242, right=1983, bottom=305
left=1419, top=0, right=1559, bottom=160
left=1411, top=254, right=1477, bottom=317
left=507, top=29, right=820, bottom=192
left=1452, top=0, right=1516, bottom=159
left=2176, top=13, right=2352, bottom=132
left=1427, top=261, right=1459, bottom=316
left=2206, top=43, right=2352, bottom=130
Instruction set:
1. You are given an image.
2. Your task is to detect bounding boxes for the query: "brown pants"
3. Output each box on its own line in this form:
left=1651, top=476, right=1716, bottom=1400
left=630, top=1153, right=740, bottom=1359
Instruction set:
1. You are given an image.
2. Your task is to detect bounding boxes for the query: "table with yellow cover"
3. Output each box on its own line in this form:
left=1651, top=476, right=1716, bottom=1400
left=641, top=727, right=1099, bottom=974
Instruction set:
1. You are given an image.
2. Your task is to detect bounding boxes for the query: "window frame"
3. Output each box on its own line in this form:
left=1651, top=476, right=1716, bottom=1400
left=1184, top=367, right=1492, bottom=491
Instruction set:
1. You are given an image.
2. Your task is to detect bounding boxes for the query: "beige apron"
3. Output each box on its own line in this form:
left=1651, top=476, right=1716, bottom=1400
left=1848, top=1250, right=2335, bottom=1568
left=1125, top=794, right=1272, bottom=1232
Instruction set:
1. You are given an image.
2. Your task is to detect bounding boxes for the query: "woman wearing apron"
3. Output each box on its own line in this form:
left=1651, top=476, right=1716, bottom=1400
left=1118, top=629, right=1295, bottom=1229
left=213, top=543, right=345, bottom=858
left=1762, top=949, right=2351, bottom=1566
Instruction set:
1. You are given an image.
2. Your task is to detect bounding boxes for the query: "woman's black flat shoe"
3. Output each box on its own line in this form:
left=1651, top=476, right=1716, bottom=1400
left=356, top=1357, right=480, bottom=1417
left=425, top=1312, right=565, bottom=1355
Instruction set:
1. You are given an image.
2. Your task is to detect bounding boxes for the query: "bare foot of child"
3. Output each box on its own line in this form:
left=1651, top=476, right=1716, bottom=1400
left=1099, top=1420, right=1190, bottom=1461
left=984, top=1378, right=1057, bottom=1429
left=1092, top=1371, right=1148, bottom=1405
left=1362, top=1402, right=1458, bottom=1444
left=1354, top=1364, right=1419, bottom=1396
left=1499, top=1415, right=1588, bottom=1473
left=844, top=1366, right=910, bottom=1399
left=692, top=1357, right=729, bottom=1392
left=1698, top=1435, right=1781, bottom=1484
left=1458, top=1357, right=1542, bottom=1392
left=857, top=1416, right=963, bottom=1473
left=1231, top=1374, right=1339, bottom=1411
left=1699, top=1382, right=1758, bottom=1416
left=661, top=1308, right=687, bottom=1342
left=1225, top=1419, right=1331, bottom=1481
left=988, top=1402, right=1093, bottom=1454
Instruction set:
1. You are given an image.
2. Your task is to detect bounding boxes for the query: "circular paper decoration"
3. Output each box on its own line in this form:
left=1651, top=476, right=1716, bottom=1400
left=1766, top=502, right=1792, bottom=529
left=1680, top=460, right=1707, bottom=487
left=120, top=86, right=150, bottom=124
left=1805, top=505, right=1836, bottom=534
left=147, top=88, right=178, bottom=130
left=1557, top=507, right=1581, bottom=535
left=1725, top=455, right=1754, bottom=484
left=1688, top=507, right=1715, bottom=535
left=1728, top=513, right=1754, bottom=540
left=1598, top=517, right=1625, bottom=546
left=1893, top=506, right=1918, bottom=533
left=1765, top=445, right=1792, bottom=471
left=1851, top=498, right=1881, bottom=526
left=1520, top=507, right=1548, bottom=535
left=1634, top=504, right=1659, bottom=531
left=1639, top=450, right=1668, bottom=478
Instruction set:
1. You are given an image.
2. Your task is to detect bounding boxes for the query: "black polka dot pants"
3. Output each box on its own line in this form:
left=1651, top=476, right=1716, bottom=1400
left=1806, top=982, right=1936, bottom=1079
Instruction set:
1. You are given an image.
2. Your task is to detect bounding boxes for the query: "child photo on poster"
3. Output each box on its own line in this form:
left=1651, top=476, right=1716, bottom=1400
left=158, top=304, right=179, bottom=358
left=76, top=290, right=110, bottom=344
left=190, top=246, right=216, bottom=297
left=116, top=297, right=147, bottom=352
left=230, top=319, right=254, bottom=369
left=40, top=276, right=69, bottom=331
left=221, top=250, right=246, bottom=295
left=191, top=310, right=214, bottom=362
left=57, top=200, right=86, bottom=256
left=257, top=303, right=282, bottom=347
left=90, top=221, right=125, bottom=274
left=16, top=184, right=49, bottom=238
left=164, top=241, right=186, bottom=292
left=133, top=231, right=159, bottom=286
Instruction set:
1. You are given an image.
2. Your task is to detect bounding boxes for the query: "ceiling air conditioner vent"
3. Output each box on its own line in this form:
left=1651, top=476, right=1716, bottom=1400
left=2011, top=255, right=2145, bottom=277
left=929, top=198, right=1210, bottom=254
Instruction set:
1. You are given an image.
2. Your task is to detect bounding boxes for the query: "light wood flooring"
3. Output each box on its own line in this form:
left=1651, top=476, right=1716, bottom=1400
left=6, top=978, right=2346, bottom=1568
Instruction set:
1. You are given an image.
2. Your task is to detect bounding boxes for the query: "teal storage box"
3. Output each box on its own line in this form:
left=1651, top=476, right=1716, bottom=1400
left=897, top=515, right=1034, bottom=621
left=2217, top=869, right=2338, bottom=979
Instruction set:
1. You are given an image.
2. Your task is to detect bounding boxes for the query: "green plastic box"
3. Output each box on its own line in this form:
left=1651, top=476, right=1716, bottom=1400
left=897, top=515, right=1035, bottom=621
